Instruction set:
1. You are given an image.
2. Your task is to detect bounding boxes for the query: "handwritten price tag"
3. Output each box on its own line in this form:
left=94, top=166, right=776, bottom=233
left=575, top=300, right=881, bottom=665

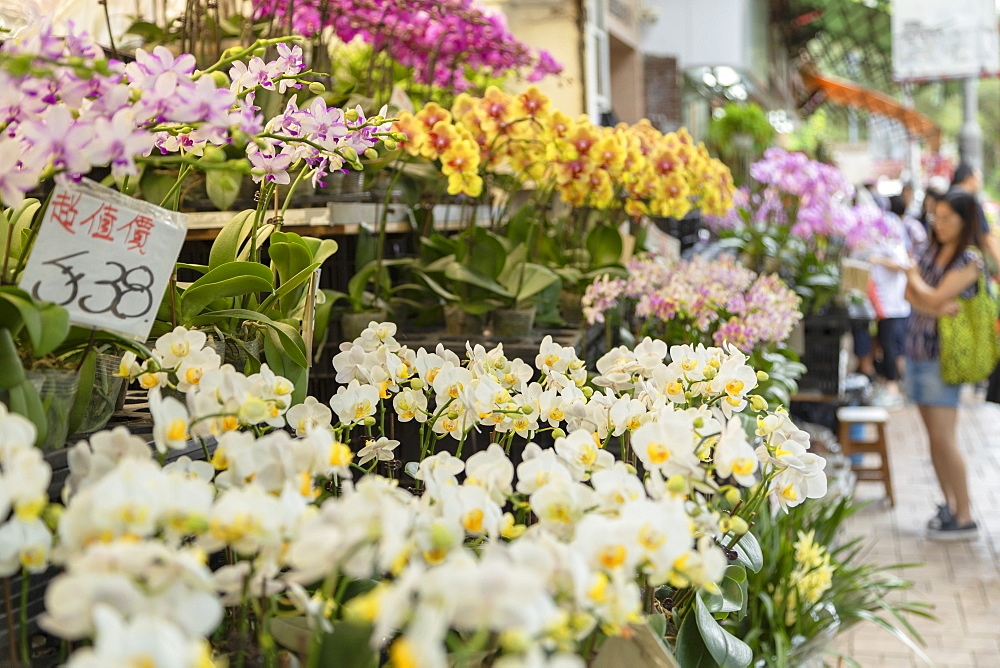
left=19, top=176, right=188, bottom=341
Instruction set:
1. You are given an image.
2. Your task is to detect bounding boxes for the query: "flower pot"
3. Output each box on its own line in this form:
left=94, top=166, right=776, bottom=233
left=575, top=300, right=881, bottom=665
left=26, top=368, right=80, bottom=451
left=444, top=305, right=483, bottom=337
left=491, top=306, right=536, bottom=339
left=316, top=170, right=368, bottom=201
left=342, top=310, right=388, bottom=343
left=70, top=354, right=125, bottom=438
left=558, top=290, right=584, bottom=326
left=210, top=336, right=262, bottom=372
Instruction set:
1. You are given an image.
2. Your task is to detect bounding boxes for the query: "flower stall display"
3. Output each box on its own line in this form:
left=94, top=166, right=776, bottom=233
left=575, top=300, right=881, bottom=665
left=734, top=496, right=933, bottom=667
left=393, top=86, right=736, bottom=330
left=249, top=0, right=563, bottom=106
left=3, top=319, right=838, bottom=667
left=0, top=22, right=408, bottom=422
left=704, top=148, right=902, bottom=316
left=582, top=254, right=805, bottom=409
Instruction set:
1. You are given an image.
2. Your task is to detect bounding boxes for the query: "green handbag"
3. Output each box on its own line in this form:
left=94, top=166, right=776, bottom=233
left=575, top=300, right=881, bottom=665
left=939, top=272, right=1000, bottom=384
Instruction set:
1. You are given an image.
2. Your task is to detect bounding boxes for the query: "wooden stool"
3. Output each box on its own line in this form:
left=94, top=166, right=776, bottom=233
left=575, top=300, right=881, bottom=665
left=836, top=406, right=894, bottom=506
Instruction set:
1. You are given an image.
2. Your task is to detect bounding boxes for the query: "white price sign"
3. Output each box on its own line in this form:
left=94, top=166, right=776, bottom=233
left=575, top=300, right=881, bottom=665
left=19, top=177, right=188, bottom=341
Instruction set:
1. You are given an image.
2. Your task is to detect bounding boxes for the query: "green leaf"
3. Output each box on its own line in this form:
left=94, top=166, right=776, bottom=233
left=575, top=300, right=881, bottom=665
left=503, top=204, right=539, bottom=246
left=0, top=288, right=40, bottom=349
left=6, top=380, right=46, bottom=444
left=347, top=261, right=389, bottom=311
left=586, top=224, right=624, bottom=267
left=675, top=607, right=720, bottom=668
left=720, top=570, right=747, bottom=614
left=317, top=620, right=378, bottom=668
left=35, top=301, right=70, bottom=356
left=342, top=579, right=379, bottom=602
left=0, top=327, right=25, bottom=388
left=694, top=593, right=753, bottom=667
left=205, top=169, right=243, bottom=211
left=179, top=262, right=274, bottom=321
left=733, top=532, right=764, bottom=573
left=190, top=308, right=307, bottom=368
left=459, top=228, right=507, bottom=279
left=261, top=325, right=309, bottom=405
left=408, top=268, right=459, bottom=302
left=420, top=233, right=459, bottom=261
left=648, top=613, right=667, bottom=638
left=125, top=20, right=164, bottom=42
left=139, top=169, right=179, bottom=210
left=66, top=348, right=97, bottom=436
left=262, top=261, right=321, bottom=316
left=270, top=238, right=313, bottom=284
left=444, top=263, right=512, bottom=298
left=309, top=238, right=339, bottom=265
left=508, top=263, right=559, bottom=304
left=209, top=210, right=256, bottom=270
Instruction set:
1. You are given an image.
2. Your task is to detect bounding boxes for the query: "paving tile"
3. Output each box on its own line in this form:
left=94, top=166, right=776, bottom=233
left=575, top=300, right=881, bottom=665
left=829, top=396, right=1000, bottom=665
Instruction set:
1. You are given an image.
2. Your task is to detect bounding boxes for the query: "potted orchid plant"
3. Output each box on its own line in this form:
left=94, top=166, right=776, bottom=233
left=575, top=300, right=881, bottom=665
left=0, top=24, right=402, bottom=409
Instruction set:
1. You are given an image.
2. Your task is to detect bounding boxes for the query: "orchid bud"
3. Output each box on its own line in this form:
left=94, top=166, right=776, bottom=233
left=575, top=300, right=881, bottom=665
left=702, top=365, right=717, bottom=380
left=756, top=370, right=769, bottom=382
left=446, top=411, right=460, bottom=420
left=185, top=516, right=210, bottom=534
left=624, top=463, right=637, bottom=475
left=201, top=147, right=226, bottom=163
left=383, top=139, right=398, bottom=151
left=308, top=81, right=326, bottom=94
left=731, top=516, right=749, bottom=535
left=749, top=395, right=768, bottom=412
left=409, top=378, right=425, bottom=390
left=345, top=109, right=360, bottom=122
left=692, top=417, right=704, bottom=429
left=391, top=131, right=408, bottom=142
left=430, top=524, right=453, bottom=549
left=500, top=630, right=531, bottom=653
left=719, top=516, right=733, bottom=533
left=362, top=416, right=377, bottom=426
left=666, top=475, right=687, bottom=495
left=551, top=428, right=566, bottom=439
left=41, top=504, right=63, bottom=531
left=363, top=148, right=379, bottom=160
left=340, top=147, right=359, bottom=163
left=520, top=405, right=535, bottom=415
left=210, top=71, right=230, bottom=88
left=582, top=386, right=594, bottom=398
left=724, top=487, right=741, bottom=505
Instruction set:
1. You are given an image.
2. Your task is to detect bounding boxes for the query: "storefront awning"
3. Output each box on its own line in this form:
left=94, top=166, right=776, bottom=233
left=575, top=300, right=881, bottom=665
left=800, top=69, right=941, bottom=147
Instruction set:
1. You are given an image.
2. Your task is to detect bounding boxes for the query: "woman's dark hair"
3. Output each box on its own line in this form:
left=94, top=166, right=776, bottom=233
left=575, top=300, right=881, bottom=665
left=951, top=163, right=976, bottom=187
left=889, top=195, right=906, bottom=217
left=924, top=186, right=945, bottom=203
left=933, top=190, right=983, bottom=268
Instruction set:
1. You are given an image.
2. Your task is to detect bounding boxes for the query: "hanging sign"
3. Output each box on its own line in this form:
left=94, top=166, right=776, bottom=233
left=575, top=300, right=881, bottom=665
left=19, top=176, right=188, bottom=341
left=892, top=0, right=1000, bottom=81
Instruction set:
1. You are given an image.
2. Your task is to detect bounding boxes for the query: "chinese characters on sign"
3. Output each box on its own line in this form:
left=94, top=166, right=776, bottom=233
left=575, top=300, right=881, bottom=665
left=19, top=177, right=188, bottom=341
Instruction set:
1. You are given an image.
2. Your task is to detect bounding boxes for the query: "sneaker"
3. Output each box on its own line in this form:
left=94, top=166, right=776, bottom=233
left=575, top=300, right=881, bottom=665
left=927, top=504, right=953, bottom=530
left=927, top=517, right=979, bottom=541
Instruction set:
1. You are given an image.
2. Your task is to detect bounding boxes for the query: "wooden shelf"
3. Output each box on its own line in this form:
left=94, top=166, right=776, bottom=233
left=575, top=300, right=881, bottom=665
left=184, top=202, right=489, bottom=240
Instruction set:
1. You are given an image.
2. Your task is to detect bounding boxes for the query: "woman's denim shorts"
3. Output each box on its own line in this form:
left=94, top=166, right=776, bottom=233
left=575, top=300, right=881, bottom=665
left=905, top=358, right=962, bottom=408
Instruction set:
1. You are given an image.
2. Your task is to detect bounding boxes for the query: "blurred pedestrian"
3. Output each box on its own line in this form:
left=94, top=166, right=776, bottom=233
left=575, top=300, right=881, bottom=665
left=903, top=190, right=986, bottom=540
left=919, top=185, right=945, bottom=234
left=890, top=194, right=927, bottom=259
left=867, top=210, right=912, bottom=407
left=949, top=163, right=1000, bottom=271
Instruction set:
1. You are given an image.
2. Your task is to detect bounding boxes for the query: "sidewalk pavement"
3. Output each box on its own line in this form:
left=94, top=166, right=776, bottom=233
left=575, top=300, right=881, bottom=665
left=831, top=390, right=1000, bottom=668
